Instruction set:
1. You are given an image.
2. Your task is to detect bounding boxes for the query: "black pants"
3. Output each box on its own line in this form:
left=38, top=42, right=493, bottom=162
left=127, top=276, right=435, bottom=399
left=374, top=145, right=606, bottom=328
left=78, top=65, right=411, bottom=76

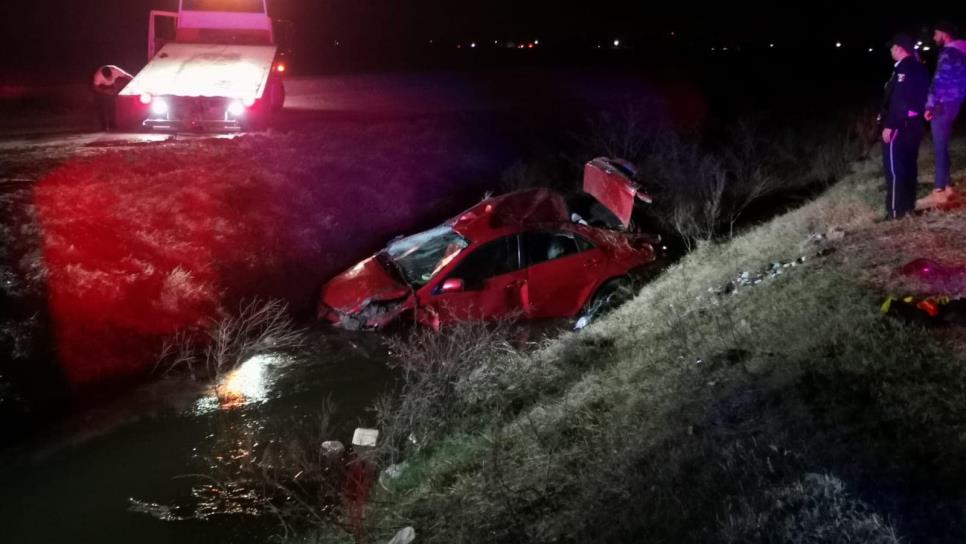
left=94, top=92, right=116, bottom=131
left=882, top=120, right=924, bottom=219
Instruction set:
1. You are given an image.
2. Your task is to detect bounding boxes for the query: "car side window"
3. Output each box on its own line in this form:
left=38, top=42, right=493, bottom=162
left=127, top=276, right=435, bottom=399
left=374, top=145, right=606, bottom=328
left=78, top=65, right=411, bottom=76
left=524, top=232, right=591, bottom=267
left=445, top=236, right=521, bottom=289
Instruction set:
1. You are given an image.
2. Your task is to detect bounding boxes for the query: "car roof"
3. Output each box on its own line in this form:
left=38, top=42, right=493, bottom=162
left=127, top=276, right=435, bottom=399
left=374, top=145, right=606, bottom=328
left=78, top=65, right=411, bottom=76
left=449, top=188, right=570, bottom=242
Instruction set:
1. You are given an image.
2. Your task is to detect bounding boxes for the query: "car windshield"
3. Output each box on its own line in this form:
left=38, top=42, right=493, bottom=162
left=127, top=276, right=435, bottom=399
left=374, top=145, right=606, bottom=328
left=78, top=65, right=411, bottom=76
left=386, top=226, right=469, bottom=287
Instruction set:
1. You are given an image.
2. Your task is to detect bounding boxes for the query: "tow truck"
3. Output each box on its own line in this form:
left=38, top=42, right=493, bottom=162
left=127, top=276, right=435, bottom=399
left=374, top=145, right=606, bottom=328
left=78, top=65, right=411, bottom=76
left=119, top=0, right=291, bottom=131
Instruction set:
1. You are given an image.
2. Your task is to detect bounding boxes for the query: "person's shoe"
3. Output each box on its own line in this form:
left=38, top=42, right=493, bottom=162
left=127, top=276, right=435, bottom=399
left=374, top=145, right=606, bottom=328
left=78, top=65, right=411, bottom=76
left=916, top=188, right=953, bottom=210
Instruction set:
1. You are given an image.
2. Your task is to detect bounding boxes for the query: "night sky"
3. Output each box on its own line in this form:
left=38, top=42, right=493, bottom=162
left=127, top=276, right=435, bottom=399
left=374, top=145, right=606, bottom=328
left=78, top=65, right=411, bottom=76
left=3, top=2, right=966, bottom=80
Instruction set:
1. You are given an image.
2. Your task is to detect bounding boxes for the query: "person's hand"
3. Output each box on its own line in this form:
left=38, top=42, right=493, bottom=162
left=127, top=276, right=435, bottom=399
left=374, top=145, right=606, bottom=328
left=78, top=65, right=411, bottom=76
left=925, top=109, right=934, bottom=121
left=882, top=128, right=895, bottom=143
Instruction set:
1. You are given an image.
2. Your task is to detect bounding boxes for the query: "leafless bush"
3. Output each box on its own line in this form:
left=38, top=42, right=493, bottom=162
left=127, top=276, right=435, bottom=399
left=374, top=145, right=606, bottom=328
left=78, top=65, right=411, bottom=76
left=156, top=298, right=306, bottom=380
left=586, top=111, right=861, bottom=251
left=375, top=319, right=525, bottom=464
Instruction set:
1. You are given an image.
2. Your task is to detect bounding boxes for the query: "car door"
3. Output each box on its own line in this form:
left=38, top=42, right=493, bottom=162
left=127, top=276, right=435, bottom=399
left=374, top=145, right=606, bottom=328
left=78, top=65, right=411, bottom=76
left=428, top=235, right=528, bottom=323
left=523, top=231, right=605, bottom=318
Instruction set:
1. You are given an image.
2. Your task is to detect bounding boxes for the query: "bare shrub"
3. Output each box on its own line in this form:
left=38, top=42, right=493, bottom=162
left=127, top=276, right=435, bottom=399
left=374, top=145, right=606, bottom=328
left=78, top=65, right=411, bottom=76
left=585, top=111, right=863, bottom=251
left=375, top=319, right=525, bottom=465
left=156, top=298, right=306, bottom=380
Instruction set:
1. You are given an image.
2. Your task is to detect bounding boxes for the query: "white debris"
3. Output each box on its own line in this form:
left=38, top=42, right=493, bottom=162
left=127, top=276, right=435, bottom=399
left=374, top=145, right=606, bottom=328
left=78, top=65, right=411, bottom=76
left=387, top=527, right=416, bottom=544
left=352, top=427, right=380, bottom=448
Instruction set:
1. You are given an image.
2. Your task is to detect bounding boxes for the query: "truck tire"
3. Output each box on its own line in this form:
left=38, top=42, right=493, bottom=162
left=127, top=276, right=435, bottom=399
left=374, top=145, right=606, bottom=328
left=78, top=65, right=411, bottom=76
left=269, top=80, right=286, bottom=112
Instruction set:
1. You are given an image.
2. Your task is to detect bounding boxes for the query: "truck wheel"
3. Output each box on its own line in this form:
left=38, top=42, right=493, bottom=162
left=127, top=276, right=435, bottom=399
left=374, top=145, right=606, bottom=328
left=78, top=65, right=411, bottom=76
left=269, top=80, right=286, bottom=112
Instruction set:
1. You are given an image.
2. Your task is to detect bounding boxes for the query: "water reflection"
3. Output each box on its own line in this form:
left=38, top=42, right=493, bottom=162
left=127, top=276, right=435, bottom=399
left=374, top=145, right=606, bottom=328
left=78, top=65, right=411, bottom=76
left=194, top=353, right=294, bottom=414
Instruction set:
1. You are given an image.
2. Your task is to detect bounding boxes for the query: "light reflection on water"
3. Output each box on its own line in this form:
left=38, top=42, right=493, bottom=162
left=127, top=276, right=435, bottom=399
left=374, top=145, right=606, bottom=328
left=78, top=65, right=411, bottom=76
left=193, top=353, right=295, bottom=415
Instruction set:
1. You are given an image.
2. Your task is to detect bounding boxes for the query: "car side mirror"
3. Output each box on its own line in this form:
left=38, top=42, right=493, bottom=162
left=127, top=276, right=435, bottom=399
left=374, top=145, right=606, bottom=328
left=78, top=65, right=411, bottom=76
left=439, top=278, right=464, bottom=294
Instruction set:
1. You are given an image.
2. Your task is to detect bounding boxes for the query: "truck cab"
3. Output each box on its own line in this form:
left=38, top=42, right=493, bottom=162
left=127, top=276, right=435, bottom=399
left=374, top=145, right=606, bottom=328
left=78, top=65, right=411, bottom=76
left=119, top=0, right=290, bottom=131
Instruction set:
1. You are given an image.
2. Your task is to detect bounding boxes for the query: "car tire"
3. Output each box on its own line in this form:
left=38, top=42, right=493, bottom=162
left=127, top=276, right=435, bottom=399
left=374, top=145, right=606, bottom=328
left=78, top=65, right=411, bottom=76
left=574, top=277, right=635, bottom=330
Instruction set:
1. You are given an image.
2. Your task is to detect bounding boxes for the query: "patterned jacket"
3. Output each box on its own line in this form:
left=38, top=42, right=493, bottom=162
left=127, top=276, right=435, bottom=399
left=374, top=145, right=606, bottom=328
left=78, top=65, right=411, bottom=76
left=928, top=40, right=966, bottom=108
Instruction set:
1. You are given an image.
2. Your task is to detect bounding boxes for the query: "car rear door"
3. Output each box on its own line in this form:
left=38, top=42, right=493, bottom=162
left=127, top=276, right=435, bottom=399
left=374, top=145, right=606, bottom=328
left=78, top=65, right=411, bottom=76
left=522, top=231, right=605, bottom=318
left=428, top=235, right=528, bottom=323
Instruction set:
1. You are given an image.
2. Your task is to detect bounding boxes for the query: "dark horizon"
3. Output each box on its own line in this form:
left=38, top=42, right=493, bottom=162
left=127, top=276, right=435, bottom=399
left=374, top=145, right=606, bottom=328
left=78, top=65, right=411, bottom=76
left=4, top=1, right=966, bottom=82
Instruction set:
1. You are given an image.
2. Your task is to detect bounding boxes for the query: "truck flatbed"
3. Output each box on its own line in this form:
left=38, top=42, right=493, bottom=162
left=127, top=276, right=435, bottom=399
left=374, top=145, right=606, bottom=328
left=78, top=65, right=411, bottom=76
left=120, top=42, right=277, bottom=104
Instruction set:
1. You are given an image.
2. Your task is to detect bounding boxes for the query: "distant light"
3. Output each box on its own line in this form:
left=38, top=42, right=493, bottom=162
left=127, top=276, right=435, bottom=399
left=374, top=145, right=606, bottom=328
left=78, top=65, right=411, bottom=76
left=835, top=41, right=842, bottom=48
left=528, top=42, right=534, bottom=49
left=494, top=40, right=498, bottom=45
left=923, top=45, right=932, bottom=51
left=722, top=46, right=728, bottom=51
left=139, top=93, right=153, bottom=105
left=914, top=44, right=921, bottom=50
left=613, top=39, right=621, bottom=47
left=334, top=40, right=341, bottom=46
left=150, top=98, right=168, bottom=116
left=868, top=47, right=874, bottom=52
left=711, top=47, right=716, bottom=51
left=275, top=63, right=286, bottom=73
left=917, top=41, right=924, bottom=46
left=534, top=39, right=540, bottom=45
left=470, top=42, right=476, bottom=48
left=769, top=43, right=775, bottom=48
left=227, top=100, right=245, bottom=117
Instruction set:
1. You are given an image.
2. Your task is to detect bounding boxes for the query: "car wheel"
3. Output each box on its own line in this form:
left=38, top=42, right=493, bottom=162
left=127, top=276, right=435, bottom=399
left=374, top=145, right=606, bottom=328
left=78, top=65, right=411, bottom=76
left=574, top=277, right=635, bottom=330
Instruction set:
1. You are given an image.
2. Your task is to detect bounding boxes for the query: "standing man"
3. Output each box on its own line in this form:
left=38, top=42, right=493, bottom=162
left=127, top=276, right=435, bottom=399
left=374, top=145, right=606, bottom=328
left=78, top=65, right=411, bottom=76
left=91, top=65, right=133, bottom=132
left=918, top=22, right=966, bottom=208
left=881, top=34, right=930, bottom=219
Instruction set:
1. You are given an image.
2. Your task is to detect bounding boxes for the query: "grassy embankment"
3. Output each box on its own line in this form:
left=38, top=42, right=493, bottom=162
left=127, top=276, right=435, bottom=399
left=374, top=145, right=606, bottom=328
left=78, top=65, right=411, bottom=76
left=359, top=140, right=966, bottom=543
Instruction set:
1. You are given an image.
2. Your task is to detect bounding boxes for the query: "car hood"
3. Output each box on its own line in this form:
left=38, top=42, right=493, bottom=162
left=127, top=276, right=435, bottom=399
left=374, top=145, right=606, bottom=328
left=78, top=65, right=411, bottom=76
left=320, top=255, right=412, bottom=314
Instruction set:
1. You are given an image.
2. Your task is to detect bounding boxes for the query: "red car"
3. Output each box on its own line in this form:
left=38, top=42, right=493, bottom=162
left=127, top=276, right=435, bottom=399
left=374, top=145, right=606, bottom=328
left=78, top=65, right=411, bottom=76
left=318, top=158, right=661, bottom=330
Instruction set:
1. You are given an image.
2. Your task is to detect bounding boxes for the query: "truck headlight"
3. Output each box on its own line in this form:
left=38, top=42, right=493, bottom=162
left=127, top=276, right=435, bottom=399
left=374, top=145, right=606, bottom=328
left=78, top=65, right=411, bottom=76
left=150, top=99, right=169, bottom=116
left=227, top=100, right=246, bottom=117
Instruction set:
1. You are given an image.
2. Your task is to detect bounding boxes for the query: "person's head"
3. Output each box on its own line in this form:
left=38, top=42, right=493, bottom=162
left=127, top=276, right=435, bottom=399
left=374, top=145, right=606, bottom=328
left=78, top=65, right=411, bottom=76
left=934, top=21, right=961, bottom=46
left=889, top=34, right=917, bottom=62
left=100, top=66, right=113, bottom=79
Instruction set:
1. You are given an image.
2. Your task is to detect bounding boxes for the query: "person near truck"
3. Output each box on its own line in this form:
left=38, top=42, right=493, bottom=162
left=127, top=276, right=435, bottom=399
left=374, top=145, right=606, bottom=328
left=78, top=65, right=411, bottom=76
left=918, top=21, right=966, bottom=208
left=91, top=65, right=133, bottom=132
left=880, top=34, right=930, bottom=219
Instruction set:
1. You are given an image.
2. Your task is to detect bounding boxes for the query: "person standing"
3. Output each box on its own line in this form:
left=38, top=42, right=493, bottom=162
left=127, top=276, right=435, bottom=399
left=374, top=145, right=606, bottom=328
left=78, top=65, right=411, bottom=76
left=918, top=22, right=966, bottom=208
left=91, top=65, right=133, bottom=132
left=880, top=34, right=930, bottom=219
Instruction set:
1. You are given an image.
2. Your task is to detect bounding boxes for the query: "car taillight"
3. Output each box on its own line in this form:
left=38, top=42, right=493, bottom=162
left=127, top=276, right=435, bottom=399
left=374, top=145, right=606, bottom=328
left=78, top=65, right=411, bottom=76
left=276, top=63, right=286, bottom=73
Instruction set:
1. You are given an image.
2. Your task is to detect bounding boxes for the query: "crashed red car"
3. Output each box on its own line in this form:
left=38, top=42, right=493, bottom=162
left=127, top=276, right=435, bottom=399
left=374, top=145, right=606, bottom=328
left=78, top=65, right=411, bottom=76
left=318, top=158, right=662, bottom=330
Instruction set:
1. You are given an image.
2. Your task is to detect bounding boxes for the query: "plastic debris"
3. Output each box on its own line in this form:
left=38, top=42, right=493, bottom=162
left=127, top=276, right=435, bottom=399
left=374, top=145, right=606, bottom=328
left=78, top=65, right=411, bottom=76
left=387, top=527, right=416, bottom=544
left=352, top=428, right=380, bottom=448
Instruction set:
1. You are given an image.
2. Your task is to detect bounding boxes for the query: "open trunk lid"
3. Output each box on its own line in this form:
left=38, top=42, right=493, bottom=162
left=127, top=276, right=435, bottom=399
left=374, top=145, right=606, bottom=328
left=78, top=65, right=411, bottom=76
left=582, top=157, right=653, bottom=228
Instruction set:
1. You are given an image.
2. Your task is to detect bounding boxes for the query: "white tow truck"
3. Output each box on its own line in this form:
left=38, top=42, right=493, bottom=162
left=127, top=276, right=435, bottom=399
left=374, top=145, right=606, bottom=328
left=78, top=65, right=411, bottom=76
left=119, top=0, right=291, bottom=131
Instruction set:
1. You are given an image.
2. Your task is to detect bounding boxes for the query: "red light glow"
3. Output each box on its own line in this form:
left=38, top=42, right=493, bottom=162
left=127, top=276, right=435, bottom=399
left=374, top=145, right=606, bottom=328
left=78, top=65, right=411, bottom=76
left=276, top=63, right=286, bottom=73
left=139, top=93, right=153, bottom=105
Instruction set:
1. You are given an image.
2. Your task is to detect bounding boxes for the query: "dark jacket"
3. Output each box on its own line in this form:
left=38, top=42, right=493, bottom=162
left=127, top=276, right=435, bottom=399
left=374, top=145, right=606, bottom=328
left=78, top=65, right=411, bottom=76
left=881, top=56, right=930, bottom=130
